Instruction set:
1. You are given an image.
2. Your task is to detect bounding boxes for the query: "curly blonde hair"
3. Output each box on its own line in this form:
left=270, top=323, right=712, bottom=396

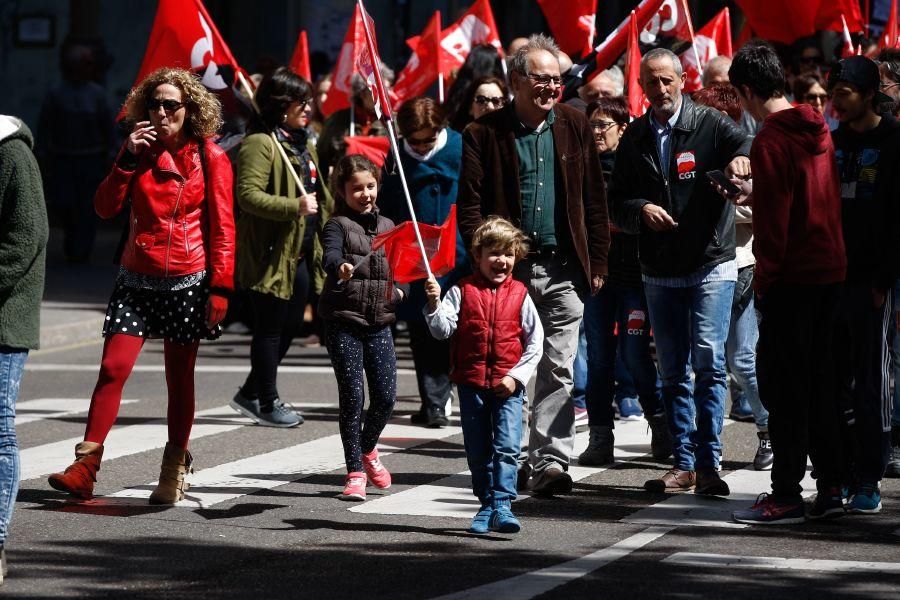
left=123, top=67, right=223, bottom=139
left=471, top=216, right=530, bottom=260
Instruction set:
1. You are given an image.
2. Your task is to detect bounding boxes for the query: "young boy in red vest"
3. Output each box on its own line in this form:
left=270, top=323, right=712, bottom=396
left=425, top=217, right=544, bottom=534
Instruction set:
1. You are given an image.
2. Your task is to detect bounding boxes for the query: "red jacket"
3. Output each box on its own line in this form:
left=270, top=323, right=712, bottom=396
left=750, top=105, right=846, bottom=294
left=95, top=140, right=235, bottom=291
left=450, top=274, right=527, bottom=390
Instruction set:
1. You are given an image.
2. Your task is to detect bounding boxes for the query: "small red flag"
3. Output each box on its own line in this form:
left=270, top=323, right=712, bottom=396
left=392, top=11, right=443, bottom=107
left=344, top=135, right=390, bottom=168
left=289, top=30, right=312, bottom=82
left=537, top=0, right=596, bottom=59
left=372, top=206, right=458, bottom=284
left=356, top=1, right=393, bottom=120
left=625, top=12, right=648, bottom=119
left=882, top=0, right=898, bottom=49
left=681, top=8, right=733, bottom=93
left=321, top=5, right=370, bottom=117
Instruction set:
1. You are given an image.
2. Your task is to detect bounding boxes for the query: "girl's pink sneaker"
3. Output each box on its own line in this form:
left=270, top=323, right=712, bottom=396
left=362, top=448, right=392, bottom=489
left=338, top=472, right=367, bottom=501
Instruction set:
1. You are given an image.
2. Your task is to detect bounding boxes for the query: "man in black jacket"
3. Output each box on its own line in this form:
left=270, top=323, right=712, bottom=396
left=610, top=48, right=751, bottom=496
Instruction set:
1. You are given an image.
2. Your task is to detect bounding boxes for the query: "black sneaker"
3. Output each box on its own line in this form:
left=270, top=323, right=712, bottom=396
left=257, top=399, right=303, bottom=428
left=425, top=408, right=448, bottom=428
left=808, top=487, right=845, bottom=520
left=646, top=413, right=673, bottom=460
left=753, top=431, right=773, bottom=471
left=886, top=426, right=900, bottom=478
left=230, top=388, right=262, bottom=423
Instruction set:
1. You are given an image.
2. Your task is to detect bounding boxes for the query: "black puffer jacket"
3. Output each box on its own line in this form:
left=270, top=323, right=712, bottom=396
left=318, top=209, right=407, bottom=327
left=610, top=97, right=751, bottom=277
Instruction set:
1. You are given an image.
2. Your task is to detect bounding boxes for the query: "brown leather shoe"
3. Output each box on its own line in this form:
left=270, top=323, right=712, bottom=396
left=528, top=465, right=573, bottom=496
left=644, top=468, right=696, bottom=493
left=695, top=468, right=731, bottom=496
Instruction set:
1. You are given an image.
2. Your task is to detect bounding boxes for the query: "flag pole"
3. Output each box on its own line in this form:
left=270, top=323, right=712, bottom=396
left=436, top=11, right=444, bottom=103
left=681, top=0, right=703, bottom=82
left=236, top=70, right=308, bottom=197
left=357, top=0, right=433, bottom=280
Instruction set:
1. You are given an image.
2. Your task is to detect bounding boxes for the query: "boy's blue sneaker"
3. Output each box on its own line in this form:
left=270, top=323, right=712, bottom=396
left=616, top=397, right=643, bottom=421
left=847, top=482, right=882, bottom=514
left=489, top=504, right=521, bottom=533
left=469, top=505, right=493, bottom=534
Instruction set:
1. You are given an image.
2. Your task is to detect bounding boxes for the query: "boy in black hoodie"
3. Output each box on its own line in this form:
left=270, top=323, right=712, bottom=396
left=828, top=56, right=900, bottom=514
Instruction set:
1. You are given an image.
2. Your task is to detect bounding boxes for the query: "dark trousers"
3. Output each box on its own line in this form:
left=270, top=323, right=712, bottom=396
left=835, top=283, right=893, bottom=484
left=325, top=320, right=397, bottom=473
left=407, top=318, right=453, bottom=414
left=757, top=283, right=844, bottom=500
left=243, top=260, right=311, bottom=408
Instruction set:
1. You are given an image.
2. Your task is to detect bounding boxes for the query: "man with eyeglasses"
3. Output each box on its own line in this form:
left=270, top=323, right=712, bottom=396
left=459, top=33, right=610, bottom=497
left=610, top=48, right=752, bottom=497
left=827, top=56, right=900, bottom=513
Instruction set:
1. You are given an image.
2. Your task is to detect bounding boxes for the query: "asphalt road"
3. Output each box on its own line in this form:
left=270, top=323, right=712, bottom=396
left=4, top=331, right=899, bottom=599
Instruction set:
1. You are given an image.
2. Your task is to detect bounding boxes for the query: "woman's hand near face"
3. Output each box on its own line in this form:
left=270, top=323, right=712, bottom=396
left=127, top=121, right=156, bottom=155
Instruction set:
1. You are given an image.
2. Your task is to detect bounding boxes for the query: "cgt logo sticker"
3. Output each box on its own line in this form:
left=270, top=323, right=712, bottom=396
left=627, top=309, right=647, bottom=335
left=676, top=151, right=696, bottom=180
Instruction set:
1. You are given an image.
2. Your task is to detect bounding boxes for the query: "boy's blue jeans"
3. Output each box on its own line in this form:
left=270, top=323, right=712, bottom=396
left=457, top=384, right=523, bottom=506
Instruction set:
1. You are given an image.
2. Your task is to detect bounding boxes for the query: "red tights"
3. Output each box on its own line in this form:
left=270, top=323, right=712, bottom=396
left=84, top=334, right=199, bottom=450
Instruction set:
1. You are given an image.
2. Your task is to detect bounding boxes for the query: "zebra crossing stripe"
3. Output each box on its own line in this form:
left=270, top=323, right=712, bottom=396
left=93, top=421, right=464, bottom=508
left=662, top=552, right=900, bottom=574
left=15, top=398, right=138, bottom=426
left=350, top=419, right=654, bottom=518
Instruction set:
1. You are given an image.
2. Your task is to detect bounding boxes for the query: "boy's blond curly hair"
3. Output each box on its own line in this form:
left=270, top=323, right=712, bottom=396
left=123, top=67, right=223, bottom=139
left=470, top=216, right=530, bottom=260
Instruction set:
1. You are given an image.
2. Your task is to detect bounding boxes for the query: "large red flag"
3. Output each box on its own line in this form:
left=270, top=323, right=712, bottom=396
left=320, top=5, right=370, bottom=117
left=408, top=0, right=502, bottom=78
left=372, top=206, right=457, bottom=284
left=734, top=0, right=863, bottom=45
left=681, top=8, right=732, bottom=93
left=815, top=0, right=864, bottom=33
left=882, top=0, right=899, bottom=49
left=344, top=135, right=390, bottom=167
left=289, top=30, right=312, bottom=82
left=537, top=0, right=596, bottom=59
left=132, top=0, right=242, bottom=91
left=625, top=12, right=648, bottom=118
left=392, top=11, right=443, bottom=107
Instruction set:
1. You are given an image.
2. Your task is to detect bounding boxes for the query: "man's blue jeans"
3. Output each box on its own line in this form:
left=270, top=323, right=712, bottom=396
left=0, top=348, right=27, bottom=545
left=583, top=283, right=662, bottom=428
left=644, top=280, right=734, bottom=470
left=458, top=384, right=523, bottom=505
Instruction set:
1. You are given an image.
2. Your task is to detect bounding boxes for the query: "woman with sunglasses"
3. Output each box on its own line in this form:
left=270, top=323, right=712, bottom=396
left=449, top=76, right=508, bottom=133
left=231, top=67, right=332, bottom=427
left=380, top=97, right=468, bottom=427
left=48, top=67, right=235, bottom=504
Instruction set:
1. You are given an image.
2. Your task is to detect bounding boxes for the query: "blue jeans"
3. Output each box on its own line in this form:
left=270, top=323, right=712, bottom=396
left=583, top=283, right=662, bottom=428
left=725, top=266, right=768, bottom=430
left=0, top=349, right=27, bottom=545
left=644, top=279, right=734, bottom=470
left=572, top=321, right=587, bottom=409
left=458, top=384, right=523, bottom=505
left=892, top=281, right=900, bottom=427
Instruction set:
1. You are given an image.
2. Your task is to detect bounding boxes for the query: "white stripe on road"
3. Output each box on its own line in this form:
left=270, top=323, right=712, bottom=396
left=15, top=398, right=138, bottom=426
left=430, top=526, right=675, bottom=600
left=94, top=421, right=463, bottom=508
left=621, top=464, right=816, bottom=529
left=24, top=363, right=417, bottom=376
left=351, top=418, right=653, bottom=518
left=662, top=552, right=900, bottom=574
left=20, top=406, right=247, bottom=481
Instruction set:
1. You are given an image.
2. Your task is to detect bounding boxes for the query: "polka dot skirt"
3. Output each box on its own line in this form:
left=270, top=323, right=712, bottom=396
left=102, top=278, right=222, bottom=343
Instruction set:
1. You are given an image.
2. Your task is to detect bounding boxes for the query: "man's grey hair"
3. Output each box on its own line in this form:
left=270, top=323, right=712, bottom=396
left=600, top=66, right=625, bottom=95
left=702, top=55, right=732, bottom=87
left=508, top=33, right=561, bottom=76
left=640, top=48, right=683, bottom=76
left=350, top=62, right=395, bottom=97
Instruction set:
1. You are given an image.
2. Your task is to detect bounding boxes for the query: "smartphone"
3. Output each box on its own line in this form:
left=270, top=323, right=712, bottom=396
left=706, top=170, right=742, bottom=197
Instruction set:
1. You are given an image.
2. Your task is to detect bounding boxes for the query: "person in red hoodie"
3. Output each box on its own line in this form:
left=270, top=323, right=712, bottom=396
left=726, top=43, right=847, bottom=524
left=47, top=68, right=235, bottom=505
left=424, top=217, right=544, bottom=534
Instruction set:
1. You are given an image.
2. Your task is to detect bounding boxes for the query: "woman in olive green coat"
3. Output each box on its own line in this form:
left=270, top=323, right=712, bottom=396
left=232, top=67, right=332, bottom=427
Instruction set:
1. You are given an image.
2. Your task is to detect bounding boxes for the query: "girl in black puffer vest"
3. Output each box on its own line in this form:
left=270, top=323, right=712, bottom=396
left=319, top=154, right=409, bottom=501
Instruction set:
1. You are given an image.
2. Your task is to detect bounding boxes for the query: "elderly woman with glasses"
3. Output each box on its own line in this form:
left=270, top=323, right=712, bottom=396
left=449, top=75, right=508, bottom=132
left=48, top=67, right=235, bottom=504
left=380, top=96, right=468, bottom=427
left=231, top=67, right=333, bottom=428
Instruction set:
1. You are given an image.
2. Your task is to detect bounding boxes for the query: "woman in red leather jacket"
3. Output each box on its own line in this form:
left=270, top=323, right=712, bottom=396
left=48, top=67, right=235, bottom=504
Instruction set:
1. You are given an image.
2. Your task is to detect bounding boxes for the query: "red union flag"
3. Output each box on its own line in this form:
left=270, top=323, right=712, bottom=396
left=408, top=0, right=502, bottom=78
left=372, top=206, right=458, bottom=284
left=132, top=0, right=241, bottom=91
left=320, top=4, right=370, bottom=117
left=624, top=11, right=648, bottom=118
left=734, top=0, right=863, bottom=45
left=392, top=11, right=442, bottom=107
left=356, top=2, right=392, bottom=120
left=883, top=0, right=899, bottom=49
left=681, top=8, right=733, bottom=93
left=537, top=0, right=596, bottom=59
left=289, top=30, right=312, bottom=82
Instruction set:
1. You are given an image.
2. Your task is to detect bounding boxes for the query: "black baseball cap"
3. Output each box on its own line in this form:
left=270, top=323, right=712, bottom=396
left=827, top=56, right=894, bottom=104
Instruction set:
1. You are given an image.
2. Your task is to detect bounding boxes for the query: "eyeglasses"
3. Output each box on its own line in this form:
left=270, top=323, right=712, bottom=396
left=147, top=99, right=184, bottom=113
left=881, top=82, right=900, bottom=91
left=526, top=72, right=563, bottom=88
left=804, top=93, right=828, bottom=103
left=590, top=120, right=617, bottom=132
left=475, top=95, right=505, bottom=106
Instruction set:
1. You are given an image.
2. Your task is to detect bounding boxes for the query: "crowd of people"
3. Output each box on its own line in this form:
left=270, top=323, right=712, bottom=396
left=2, top=27, right=900, bottom=573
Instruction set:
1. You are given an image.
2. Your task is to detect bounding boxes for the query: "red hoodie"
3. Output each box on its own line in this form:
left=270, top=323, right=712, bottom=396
left=750, top=105, right=847, bottom=294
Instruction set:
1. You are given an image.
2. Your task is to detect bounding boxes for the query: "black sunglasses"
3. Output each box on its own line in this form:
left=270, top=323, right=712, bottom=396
left=475, top=95, right=505, bottom=106
left=147, top=98, right=185, bottom=113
